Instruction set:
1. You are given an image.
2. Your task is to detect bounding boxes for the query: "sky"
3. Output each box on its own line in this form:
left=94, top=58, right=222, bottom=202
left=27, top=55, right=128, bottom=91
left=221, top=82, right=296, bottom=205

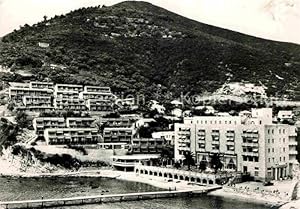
left=0, top=0, right=300, bottom=44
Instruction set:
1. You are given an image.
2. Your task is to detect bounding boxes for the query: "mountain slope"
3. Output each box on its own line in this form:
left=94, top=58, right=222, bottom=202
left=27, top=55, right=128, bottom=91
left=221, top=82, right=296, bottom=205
left=0, top=1, right=300, bottom=100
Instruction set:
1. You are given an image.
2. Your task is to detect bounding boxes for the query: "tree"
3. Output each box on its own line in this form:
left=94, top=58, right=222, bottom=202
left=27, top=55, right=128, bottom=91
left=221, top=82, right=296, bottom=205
left=43, top=15, right=48, bottom=22
left=15, top=111, right=31, bottom=129
left=160, top=144, right=174, bottom=166
left=183, top=151, right=195, bottom=170
left=210, top=153, right=223, bottom=174
left=199, top=160, right=207, bottom=172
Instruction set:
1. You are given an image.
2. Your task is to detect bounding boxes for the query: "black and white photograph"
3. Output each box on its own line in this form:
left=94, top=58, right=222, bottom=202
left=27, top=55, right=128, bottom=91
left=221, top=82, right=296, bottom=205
left=0, top=0, right=300, bottom=209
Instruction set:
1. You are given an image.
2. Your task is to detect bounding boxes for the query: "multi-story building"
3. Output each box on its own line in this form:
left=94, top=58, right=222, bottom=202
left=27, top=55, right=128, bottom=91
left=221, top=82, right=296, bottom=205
left=79, top=91, right=115, bottom=100
left=54, top=98, right=88, bottom=111
left=54, top=84, right=83, bottom=92
left=44, top=128, right=100, bottom=145
left=100, top=117, right=136, bottom=128
left=152, top=131, right=175, bottom=145
left=103, top=127, right=134, bottom=143
left=131, top=138, right=164, bottom=154
left=22, top=96, right=52, bottom=107
left=174, top=108, right=298, bottom=182
left=33, top=117, right=66, bottom=136
left=54, top=90, right=79, bottom=99
left=9, top=87, right=53, bottom=101
left=29, top=81, right=54, bottom=90
left=84, top=86, right=111, bottom=93
left=86, top=99, right=113, bottom=112
left=16, top=106, right=55, bottom=114
left=66, top=117, right=96, bottom=128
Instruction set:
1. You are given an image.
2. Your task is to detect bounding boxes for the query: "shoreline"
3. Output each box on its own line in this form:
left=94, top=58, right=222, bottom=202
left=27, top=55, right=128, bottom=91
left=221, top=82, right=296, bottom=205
left=0, top=169, right=291, bottom=207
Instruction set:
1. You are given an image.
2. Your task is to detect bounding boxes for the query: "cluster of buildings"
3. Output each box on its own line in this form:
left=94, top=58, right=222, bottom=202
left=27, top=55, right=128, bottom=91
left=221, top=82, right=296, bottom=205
left=8, top=81, right=116, bottom=115
left=174, top=108, right=298, bottom=182
left=6, top=81, right=300, bottom=182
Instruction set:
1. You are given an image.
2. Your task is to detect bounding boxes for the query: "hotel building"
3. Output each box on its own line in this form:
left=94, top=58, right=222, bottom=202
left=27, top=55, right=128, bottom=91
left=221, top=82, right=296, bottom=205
left=22, top=96, right=52, bottom=107
left=9, top=87, right=53, bottom=101
left=66, top=117, right=96, bottom=128
left=84, top=86, right=111, bottom=93
left=103, top=127, right=134, bottom=143
left=33, top=117, right=66, bottom=136
left=131, top=138, right=164, bottom=154
left=54, top=84, right=83, bottom=92
left=44, top=128, right=100, bottom=145
left=152, top=131, right=175, bottom=145
left=54, top=98, right=88, bottom=111
left=86, top=99, right=113, bottom=112
left=79, top=91, right=115, bottom=100
left=29, top=81, right=54, bottom=90
left=100, top=117, right=136, bottom=128
left=174, top=108, right=298, bottom=182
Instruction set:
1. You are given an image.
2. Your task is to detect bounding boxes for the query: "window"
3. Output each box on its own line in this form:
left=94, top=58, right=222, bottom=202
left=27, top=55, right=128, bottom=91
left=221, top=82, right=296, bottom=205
left=272, top=129, right=274, bottom=134
left=272, top=148, right=274, bottom=152
left=243, top=156, right=247, bottom=161
left=254, top=171, right=259, bottom=176
left=279, top=129, right=281, bottom=134
left=268, top=139, right=270, bottom=143
left=272, top=158, right=275, bottom=162
left=283, top=157, right=285, bottom=161
left=272, top=139, right=274, bottom=143
left=268, top=129, right=270, bottom=134
left=280, top=157, right=281, bottom=162
left=268, top=158, right=270, bottom=162
left=283, top=148, right=285, bottom=152
left=268, top=148, right=270, bottom=153
left=283, top=129, right=285, bottom=134
left=283, top=138, right=285, bottom=143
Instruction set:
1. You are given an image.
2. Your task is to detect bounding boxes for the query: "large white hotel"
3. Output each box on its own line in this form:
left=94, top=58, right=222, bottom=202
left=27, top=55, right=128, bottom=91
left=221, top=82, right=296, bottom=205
left=175, top=108, right=298, bottom=182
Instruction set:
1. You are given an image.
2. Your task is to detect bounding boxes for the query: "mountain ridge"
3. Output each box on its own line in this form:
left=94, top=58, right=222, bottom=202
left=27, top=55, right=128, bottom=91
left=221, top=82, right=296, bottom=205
left=0, top=1, right=299, bottom=100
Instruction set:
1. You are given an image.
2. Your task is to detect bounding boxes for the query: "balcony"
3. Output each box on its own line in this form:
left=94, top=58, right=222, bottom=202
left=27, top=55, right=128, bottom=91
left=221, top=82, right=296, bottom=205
left=212, top=141, right=220, bottom=145
left=243, top=152, right=259, bottom=157
left=225, top=150, right=235, bottom=155
left=226, top=132, right=235, bottom=137
left=242, top=142, right=259, bottom=147
left=289, top=150, right=298, bottom=155
left=289, top=141, right=298, bottom=146
left=226, top=141, right=235, bottom=146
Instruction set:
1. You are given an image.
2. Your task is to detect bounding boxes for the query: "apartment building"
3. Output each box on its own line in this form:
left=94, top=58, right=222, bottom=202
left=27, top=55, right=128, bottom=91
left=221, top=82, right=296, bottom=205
left=54, top=84, right=83, bottom=92
left=79, top=91, right=115, bottom=100
left=54, top=90, right=79, bottom=99
left=22, top=96, right=52, bottom=107
left=33, top=117, right=66, bottom=136
left=152, top=131, right=175, bottom=145
left=44, top=128, right=100, bottom=145
left=174, top=108, right=298, bottom=182
left=54, top=98, right=88, bottom=111
left=16, top=106, right=55, bottom=114
left=29, top=81, right=54, bottom=89
left=66, top=117, right=96, bottom=128
left=131, top=138, right=164, bottom=154
left=100, top=117, right=136, bottom=128
left=84, top=86, right=111, bottom=93
left=86, top=99, right=113, bottom=112
left=9, top=87, right=53, bottom=101
left=103, top=127, right=134, bottom=143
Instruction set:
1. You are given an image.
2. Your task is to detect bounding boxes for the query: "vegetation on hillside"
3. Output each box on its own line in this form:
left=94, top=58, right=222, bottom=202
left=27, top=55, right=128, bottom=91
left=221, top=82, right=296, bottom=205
left=0, top=1, right=300, bottom=100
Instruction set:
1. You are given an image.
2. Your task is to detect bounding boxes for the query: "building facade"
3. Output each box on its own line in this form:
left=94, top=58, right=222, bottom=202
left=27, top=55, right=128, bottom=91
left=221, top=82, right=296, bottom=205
left=103, top=127, right=134, bottom=143
left=33, top=117, right=66, bottom=136
left=44, top=128, right=100, bottom=145
left=174, top=108, right=298, bottom=182
left=131, top=138, right=164, bottom=154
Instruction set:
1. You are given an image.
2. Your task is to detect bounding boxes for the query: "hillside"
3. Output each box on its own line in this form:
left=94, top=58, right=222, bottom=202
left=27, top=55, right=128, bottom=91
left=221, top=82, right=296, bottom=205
left=0, top=1, right=300, bottom=101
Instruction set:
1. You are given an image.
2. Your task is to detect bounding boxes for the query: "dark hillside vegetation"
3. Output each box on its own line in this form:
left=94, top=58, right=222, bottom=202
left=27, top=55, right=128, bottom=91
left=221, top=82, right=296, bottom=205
left=0, top=1, right=299, bottom=100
